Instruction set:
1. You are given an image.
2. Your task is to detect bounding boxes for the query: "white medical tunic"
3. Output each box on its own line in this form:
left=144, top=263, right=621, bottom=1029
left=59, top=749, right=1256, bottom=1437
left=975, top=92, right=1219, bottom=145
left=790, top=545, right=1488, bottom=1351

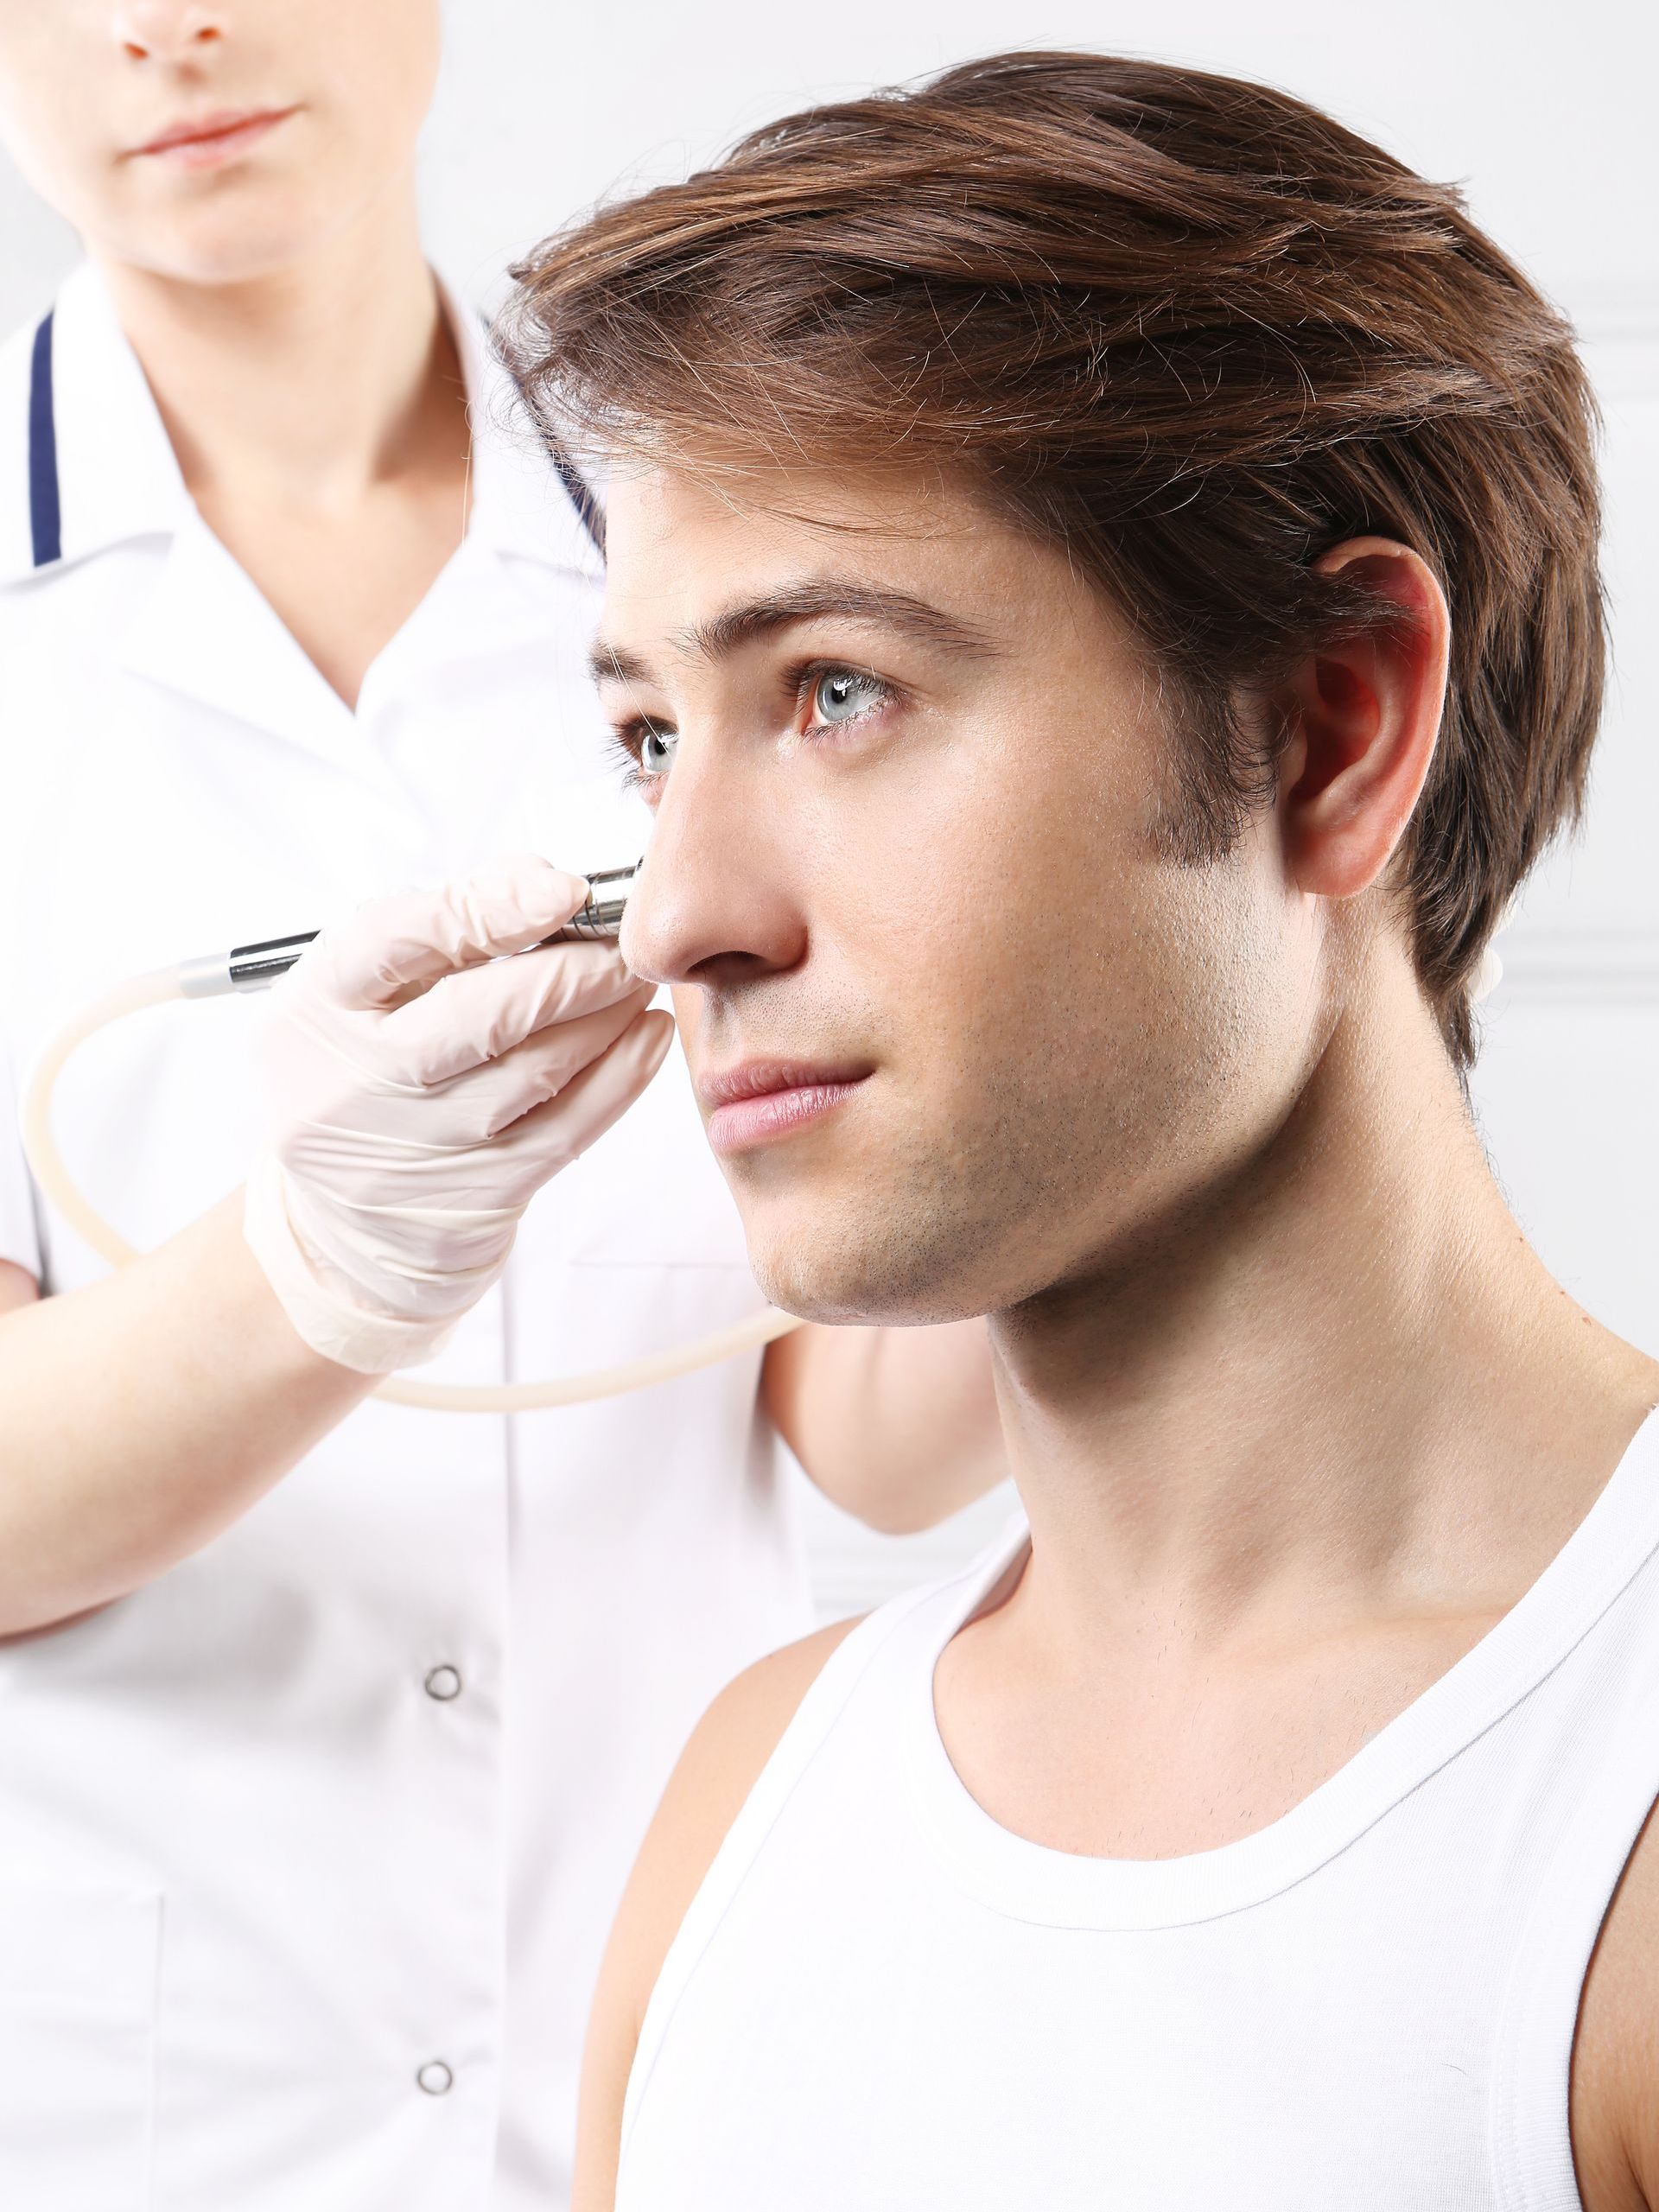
left=0, top=264, right=813, bottom=2212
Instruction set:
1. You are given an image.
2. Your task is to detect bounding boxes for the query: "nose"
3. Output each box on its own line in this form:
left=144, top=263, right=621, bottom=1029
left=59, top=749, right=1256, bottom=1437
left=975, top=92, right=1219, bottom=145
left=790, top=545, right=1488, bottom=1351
left=113, top=5, right=226, bottom=61
left=620, top=747, right=807, bottom=992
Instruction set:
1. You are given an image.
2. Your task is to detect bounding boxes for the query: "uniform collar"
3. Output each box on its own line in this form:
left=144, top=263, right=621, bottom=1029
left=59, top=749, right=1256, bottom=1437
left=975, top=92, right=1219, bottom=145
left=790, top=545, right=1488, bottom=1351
left=0, top=258, right=188, bottom=586
left=4, top=257, right=603, bottom=588
left=3, top=258, right=605, bottom=768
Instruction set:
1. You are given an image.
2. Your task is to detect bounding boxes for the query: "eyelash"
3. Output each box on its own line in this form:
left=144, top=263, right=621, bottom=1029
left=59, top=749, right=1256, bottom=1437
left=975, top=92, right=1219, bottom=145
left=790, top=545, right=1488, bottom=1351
left=607, top=659, right=900, bottom=791
left=607, top=716, right=670, bottom=793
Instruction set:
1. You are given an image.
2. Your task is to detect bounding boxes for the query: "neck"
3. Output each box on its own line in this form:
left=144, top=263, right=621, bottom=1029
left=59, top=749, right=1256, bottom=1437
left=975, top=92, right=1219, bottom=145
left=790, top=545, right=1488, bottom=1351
left=94, top=183, right=459, bottom=506
left=989, top=961, right=1657, bottom=1656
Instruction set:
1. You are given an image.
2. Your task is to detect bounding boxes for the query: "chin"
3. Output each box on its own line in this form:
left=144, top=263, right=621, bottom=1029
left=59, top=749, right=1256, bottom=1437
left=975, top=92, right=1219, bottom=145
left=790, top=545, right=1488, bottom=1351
left=165, top=223, right=328, bottom=286
left=743, top=1203, right=1001, bottom=1330
left=121, top=189, right=341, bottom=288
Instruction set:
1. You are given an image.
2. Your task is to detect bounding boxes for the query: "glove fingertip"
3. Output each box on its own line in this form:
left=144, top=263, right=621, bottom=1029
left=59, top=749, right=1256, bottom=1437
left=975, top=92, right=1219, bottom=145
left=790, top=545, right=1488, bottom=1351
left=505, top=852, right=589, bottom=922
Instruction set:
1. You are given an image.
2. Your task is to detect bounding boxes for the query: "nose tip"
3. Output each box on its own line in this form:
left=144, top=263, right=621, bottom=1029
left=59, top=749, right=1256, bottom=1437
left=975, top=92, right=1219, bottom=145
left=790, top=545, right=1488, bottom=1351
left=620, top=846, right=808, bottom=994
left=615, top=844, right=688, bottom=986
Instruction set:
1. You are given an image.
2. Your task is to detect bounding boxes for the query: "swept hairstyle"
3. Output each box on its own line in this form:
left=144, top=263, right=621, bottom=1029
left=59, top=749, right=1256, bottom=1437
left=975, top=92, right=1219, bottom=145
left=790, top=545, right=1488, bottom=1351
left=502, top=51, right=1605, bottom=1065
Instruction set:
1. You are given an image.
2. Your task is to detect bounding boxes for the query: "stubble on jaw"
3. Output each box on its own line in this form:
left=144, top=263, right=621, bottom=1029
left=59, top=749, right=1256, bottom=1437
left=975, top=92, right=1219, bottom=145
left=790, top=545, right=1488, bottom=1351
left=736, top=839, right=1277, bottom=1333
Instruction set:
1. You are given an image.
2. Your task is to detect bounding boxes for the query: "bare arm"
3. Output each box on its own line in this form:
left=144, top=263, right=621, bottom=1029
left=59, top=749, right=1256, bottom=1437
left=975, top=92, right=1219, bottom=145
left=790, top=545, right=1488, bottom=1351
left=0, top=855, right=675, bottom=1640
left=572, top=1618, right=861, bottom=2212
left=762, top=1316, right=1005, bottom=1533
left=0, top=1192, right=372, bottom=1637
left=1571, top=1796, right=1659, bottom=2212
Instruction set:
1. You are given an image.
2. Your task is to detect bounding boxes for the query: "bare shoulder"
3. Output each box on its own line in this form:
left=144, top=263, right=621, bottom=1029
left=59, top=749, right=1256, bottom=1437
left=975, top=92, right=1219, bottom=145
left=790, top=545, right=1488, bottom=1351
left=1571, top=1795, right=1659, bottom=2212
left=633, top=1613, right=867, bottom=1939
left=569, top=1614, right=865, bottom=2212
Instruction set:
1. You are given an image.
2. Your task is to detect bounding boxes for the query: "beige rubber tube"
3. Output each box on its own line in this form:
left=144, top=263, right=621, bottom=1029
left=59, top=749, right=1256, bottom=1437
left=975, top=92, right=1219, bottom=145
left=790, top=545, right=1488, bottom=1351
left=20, top=969, right=801, bottom=1411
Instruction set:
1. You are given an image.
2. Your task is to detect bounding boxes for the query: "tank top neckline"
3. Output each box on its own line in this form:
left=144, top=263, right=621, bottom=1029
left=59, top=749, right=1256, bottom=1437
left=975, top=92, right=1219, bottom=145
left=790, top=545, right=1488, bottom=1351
left=903, top=1407, right=1659, bottom=1932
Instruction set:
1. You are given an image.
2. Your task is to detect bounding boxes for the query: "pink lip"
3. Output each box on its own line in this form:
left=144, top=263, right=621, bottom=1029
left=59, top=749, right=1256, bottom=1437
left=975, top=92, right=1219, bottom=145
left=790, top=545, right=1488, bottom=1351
left=130, top=106, right=296, bottom=168
left=698, top=1059, right=872, bottom=1155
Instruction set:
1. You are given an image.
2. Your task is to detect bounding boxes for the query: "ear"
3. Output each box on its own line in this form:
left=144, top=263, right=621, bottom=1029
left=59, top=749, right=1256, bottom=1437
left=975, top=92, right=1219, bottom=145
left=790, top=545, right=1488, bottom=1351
left=1273, top=538, right=1450, bottom=899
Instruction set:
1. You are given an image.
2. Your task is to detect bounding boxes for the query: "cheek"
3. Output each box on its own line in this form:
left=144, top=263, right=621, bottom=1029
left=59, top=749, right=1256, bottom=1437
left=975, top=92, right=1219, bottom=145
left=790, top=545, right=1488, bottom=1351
left=790, top=721, right=1035, bottom=963
left=836, top=710, right=1263, bottom=1133
left=1090, top=843, right=1310, bottom=1185
left=339, top=0, right=441, bottom=141
left=0, top=73, right=99, bottom=224
left=804, top=710, right=1114, bottom=1037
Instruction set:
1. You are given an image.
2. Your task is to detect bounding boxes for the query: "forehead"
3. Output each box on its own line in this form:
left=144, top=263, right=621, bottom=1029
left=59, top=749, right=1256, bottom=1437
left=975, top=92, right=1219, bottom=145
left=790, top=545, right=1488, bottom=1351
left=600, top=462, right=1031, bottom=645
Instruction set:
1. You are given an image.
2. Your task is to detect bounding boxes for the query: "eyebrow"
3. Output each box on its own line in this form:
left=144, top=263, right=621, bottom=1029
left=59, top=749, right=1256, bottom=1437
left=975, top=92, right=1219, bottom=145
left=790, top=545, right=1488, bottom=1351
left=588, top=576, right=1000, bottom=689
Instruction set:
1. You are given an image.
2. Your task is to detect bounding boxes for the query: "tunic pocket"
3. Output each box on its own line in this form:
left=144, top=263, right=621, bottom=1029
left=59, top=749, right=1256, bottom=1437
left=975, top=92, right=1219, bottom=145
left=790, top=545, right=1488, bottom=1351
left=0, top=1882, right=160, bottom=2210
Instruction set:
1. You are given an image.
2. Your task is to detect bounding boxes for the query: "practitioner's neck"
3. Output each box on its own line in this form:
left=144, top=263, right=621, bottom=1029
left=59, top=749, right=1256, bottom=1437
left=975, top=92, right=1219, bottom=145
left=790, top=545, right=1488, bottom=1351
left=988, top=950, right=1657, bottom=1654
left=95, top=181, right=462, bottom=512
left=89, top=181, right=473, bottom=707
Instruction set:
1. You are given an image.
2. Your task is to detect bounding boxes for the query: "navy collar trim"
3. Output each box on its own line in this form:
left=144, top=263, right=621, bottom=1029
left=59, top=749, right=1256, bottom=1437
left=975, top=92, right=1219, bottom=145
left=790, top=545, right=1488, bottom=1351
left=28, top=314, right=62, bottom=569
left=25, top=302, right=602, bottom=573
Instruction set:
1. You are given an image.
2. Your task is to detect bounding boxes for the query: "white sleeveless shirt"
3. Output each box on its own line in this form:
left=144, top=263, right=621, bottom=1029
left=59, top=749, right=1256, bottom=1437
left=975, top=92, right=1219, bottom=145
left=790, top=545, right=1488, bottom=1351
left=618, top=1409, right=1659, bottom=2210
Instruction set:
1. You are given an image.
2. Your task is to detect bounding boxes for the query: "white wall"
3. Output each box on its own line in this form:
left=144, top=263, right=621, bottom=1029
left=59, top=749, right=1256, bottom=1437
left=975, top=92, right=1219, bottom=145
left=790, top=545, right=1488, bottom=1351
left=2, top=3, right=1654, bottom=1611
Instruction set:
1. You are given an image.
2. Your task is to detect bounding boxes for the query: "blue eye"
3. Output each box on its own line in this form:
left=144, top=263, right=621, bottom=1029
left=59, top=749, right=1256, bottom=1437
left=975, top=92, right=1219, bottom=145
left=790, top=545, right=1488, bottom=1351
left=811, top=669, right=887, bottom=726
left=639, top=724, right=677, bottom=775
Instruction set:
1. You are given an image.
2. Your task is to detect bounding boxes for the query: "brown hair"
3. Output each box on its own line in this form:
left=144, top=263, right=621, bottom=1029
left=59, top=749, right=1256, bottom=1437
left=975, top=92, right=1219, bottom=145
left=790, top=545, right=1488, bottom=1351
left=502, top=50, right=1605, bottom=1066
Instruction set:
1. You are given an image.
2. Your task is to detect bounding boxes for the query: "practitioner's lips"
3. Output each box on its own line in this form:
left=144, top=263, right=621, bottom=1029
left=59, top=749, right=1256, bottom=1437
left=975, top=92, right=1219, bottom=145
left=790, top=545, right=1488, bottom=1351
left=128, top=106, right=298, bottom=168
left=697, top=1058, right=874, bottom=1154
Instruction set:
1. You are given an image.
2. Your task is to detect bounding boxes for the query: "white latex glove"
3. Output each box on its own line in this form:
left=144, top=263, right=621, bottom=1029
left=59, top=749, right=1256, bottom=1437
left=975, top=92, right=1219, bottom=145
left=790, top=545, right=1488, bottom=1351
left=243, top=854, right=673, bottom=1373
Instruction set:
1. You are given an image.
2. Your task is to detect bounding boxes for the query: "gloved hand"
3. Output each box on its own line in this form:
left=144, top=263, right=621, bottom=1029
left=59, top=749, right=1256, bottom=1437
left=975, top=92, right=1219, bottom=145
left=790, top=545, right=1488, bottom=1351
left=243, top=854, right=673, bottom=1374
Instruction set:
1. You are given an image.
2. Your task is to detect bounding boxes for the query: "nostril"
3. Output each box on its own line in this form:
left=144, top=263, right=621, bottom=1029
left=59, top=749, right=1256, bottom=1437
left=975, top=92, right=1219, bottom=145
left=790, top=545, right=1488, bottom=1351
left=122, top=41, right=148, bottom=59
left=194, top=24, right=221, bottom=40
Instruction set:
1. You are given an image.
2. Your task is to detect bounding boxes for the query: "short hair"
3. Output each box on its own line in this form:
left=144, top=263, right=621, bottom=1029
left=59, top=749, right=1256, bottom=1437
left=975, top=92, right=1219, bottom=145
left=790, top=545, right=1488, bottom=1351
left=502, top=50, right=1605, bottom=1067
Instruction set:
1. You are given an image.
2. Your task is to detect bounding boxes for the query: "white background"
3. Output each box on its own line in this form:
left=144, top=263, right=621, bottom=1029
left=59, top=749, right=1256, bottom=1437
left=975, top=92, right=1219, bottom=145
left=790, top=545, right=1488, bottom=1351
left=2, top=2, right=1655, bottom=1610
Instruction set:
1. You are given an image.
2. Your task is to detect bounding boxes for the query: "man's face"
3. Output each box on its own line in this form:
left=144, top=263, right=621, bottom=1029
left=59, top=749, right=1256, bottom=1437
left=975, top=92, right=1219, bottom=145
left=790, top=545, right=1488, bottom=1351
left=604, top=465, right=1324, bottom=1326
left=0, top=1, right=440, bottom=282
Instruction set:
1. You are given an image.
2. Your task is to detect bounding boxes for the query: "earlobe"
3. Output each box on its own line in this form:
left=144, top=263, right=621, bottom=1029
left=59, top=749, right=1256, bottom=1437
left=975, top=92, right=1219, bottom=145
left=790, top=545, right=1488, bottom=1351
left=1276, top=539, right=1451, bottom=903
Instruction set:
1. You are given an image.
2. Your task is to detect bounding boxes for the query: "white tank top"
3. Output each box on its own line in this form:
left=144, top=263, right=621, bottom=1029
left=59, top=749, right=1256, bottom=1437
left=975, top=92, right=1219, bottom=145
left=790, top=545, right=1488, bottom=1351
left=618, top=1409, right=1659, bottom=2210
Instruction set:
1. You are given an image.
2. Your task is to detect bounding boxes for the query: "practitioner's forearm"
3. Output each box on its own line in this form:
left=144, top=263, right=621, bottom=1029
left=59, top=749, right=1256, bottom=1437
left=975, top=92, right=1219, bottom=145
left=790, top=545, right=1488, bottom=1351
left=0, top=1192, right=373, bottom=1636
left=0, top=861, right=671, bottom=1639
left=764, top=1316, right=1006, bottom=1534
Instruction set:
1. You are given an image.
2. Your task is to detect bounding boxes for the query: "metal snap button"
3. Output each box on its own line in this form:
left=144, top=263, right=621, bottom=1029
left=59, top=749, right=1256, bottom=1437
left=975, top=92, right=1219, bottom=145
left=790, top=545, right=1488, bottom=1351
left=416, top=2059, right=454, bottom=2096
left=424, top=1664, right=462, bottom=1702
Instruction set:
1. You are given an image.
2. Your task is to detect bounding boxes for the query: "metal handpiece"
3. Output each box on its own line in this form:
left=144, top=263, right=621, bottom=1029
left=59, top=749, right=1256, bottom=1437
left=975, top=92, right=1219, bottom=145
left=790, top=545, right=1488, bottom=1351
left=175, top=861, right=642, bottom=1001
left=554, top=863, right=637, bottom=942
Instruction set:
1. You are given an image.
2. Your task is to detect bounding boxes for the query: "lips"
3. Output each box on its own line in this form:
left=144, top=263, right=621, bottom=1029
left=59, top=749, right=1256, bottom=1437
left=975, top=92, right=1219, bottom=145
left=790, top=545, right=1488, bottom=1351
left=697, top=1058, right=873, bottom=1154
left=129, top=106, right=296, bottom=164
